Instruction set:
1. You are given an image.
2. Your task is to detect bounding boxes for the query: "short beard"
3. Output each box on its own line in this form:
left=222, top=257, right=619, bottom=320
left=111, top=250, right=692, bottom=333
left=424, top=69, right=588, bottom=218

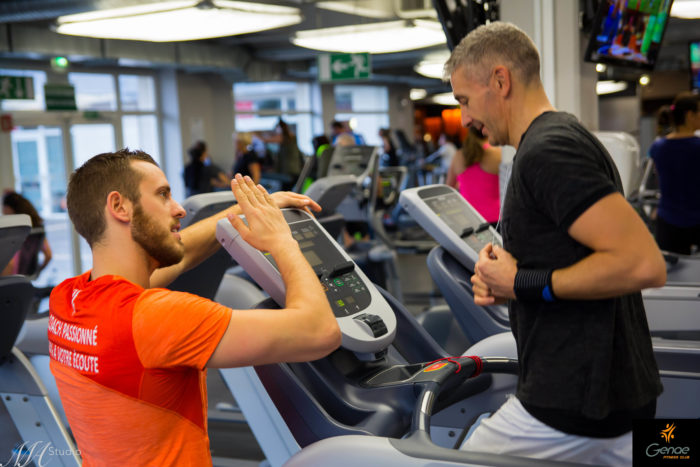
left=131, top=202, right=184, bottom=269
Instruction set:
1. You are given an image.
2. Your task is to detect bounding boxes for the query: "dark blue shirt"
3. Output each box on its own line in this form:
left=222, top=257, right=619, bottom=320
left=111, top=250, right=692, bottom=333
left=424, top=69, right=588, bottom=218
left=649, top=136, right=700, bottom=227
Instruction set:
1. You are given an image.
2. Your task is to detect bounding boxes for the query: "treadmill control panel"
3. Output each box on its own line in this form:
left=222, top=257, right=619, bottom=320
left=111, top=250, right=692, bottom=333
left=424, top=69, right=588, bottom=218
left=264, top=217, right=372, bottom=318
left=422, top=191, right=494, bottom=253
left=399, top=185, right=502, bottom=270
left=216, top=209, right=396, bottom=353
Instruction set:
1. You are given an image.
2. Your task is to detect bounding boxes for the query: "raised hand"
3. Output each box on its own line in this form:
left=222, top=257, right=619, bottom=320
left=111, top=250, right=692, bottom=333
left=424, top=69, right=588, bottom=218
left=227, top=174, right=295, bottom=253
left=270, top=191, right=322, bottom=215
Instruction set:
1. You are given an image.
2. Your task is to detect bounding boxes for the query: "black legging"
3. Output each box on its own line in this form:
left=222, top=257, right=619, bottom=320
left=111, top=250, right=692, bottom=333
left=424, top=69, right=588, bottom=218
left=655, top=215, right=700, bottom=255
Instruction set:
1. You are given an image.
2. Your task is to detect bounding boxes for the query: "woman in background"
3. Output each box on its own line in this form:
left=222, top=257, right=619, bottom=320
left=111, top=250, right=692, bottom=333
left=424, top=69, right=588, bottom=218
left=446, top=127, right=502, bottom=224
left=649, top=91, right=700, bottom=255
left=183, top=140, right=229, bottom=197
left=232, top=132, right=261, bottom=184
left=378, top=128, right=399, bottom=167
left=273, top=119, right=303, bottom=184
left=2, top=191, right=52, bottom=277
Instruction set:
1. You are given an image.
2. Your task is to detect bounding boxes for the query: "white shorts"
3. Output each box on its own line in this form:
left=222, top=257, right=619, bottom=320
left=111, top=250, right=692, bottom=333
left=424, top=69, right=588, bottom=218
left=460, top=396, right=632, bottom=467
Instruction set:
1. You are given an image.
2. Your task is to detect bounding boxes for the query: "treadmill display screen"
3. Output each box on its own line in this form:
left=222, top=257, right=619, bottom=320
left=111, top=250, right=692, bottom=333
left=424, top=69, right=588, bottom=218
left=423, top=192, right=499, bottom=251
left=424, top=192, right=482, bottom=235
left=265, top=218, right=371, bottom=318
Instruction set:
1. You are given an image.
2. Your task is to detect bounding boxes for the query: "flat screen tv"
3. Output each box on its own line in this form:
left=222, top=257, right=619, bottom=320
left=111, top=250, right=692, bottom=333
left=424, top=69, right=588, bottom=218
left=585, top=0, right=674, bottom=70
left=691, top=41, right=700, bottom=90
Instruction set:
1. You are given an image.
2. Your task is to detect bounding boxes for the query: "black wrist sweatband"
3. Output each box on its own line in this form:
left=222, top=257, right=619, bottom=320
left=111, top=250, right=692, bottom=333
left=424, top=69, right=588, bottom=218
left=514, top=269, right=556, bottom=302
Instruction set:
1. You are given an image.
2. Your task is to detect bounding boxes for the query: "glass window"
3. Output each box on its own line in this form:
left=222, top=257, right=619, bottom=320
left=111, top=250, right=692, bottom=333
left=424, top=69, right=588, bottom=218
left=334, top=113, right=389, bottom=147
left=119, top=75, right=156, bottom=111
left=14, top=140, right=42, bottom=209
left=122, top=115, right=160, bottom=163
left=235, top=113, right=317, bottom=156
left=46, top=134, right=67, bottom=213
left=68, top=72, right=117, bottom=111
left=334, top=85, right=388, bottom=112
left=10, top=125, right=73, bottom=286
left=234, top=81, right=312, bottom=113
left=71, top=123, right=116, bottom=272
left=0, top=69, right=47, bottom=111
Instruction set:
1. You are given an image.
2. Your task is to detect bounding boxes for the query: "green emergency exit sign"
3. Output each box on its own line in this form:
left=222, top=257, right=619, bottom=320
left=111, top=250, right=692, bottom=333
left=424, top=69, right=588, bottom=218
left=318, top=53, right=371, bottom=82
left=0, top=75, right=34, bottom=100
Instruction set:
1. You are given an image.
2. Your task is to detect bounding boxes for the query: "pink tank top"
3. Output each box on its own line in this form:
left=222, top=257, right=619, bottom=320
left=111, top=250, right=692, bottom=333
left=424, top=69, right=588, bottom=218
left=456, top=163, right=500, bottom=223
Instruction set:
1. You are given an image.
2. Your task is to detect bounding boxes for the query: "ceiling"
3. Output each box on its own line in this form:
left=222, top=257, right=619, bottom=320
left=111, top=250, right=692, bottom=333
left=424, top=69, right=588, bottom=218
left=0, top=0, right=698, bottom=96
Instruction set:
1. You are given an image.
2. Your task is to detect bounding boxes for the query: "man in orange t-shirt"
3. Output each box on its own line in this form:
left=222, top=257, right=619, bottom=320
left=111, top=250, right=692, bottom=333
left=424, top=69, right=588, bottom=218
left=49, top=149, right=341, bottom=466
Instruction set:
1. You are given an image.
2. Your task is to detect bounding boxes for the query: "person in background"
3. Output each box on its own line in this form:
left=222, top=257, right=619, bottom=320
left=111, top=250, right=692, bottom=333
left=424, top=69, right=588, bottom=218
left=232, top=132, right=261, bottom=184
left=446, top=127, right=502, bottom=224
left=183, top=141, right=229, bottom=197
left=425, top=133, right=458, bottom=172
left=378, top=128, right=399, bottom=167
left=312, top=135, right=332, bottom=180
left=269, top=119, right=303, bottom=189
left=648, top=91, right=700, bottom=255
left=2, top=190, right=52, bottom=277
left=654, top=105, right=673, bottom=138
left=448, top=22, right=665, bottom=465
left=330, top=120, right=364, bottom=146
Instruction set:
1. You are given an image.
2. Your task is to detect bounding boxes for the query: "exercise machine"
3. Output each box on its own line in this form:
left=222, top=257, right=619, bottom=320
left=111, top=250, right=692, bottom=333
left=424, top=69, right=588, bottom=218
left=213, top=208, right=590, bottom=467
left=0, top=214, right=80, bottom=466
left=399, top=184, right=700, bottom=418
left=400, top=184, right=700, bottom=341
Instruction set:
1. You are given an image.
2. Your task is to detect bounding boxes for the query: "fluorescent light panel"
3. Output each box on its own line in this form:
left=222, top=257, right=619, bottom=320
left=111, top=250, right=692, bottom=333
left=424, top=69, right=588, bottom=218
left=414, top=51, right=451, bottom=79
left=56, top=0, right=302, bottom=42
left=430, top=92, right=458, bottom=106
left=292, top=20, right=446, bottom=54
left=316, top=1, right=394, bottom=18
left=671, top=0, right=700, bottom=18
left=596, top=80, right=628, bottom=95
left=410, top=88, right=428, bottom=100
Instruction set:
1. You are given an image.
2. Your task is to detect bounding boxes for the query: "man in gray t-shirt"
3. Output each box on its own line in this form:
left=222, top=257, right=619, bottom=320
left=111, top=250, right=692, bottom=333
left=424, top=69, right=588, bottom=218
left=444, top=22, right=666, bottom=466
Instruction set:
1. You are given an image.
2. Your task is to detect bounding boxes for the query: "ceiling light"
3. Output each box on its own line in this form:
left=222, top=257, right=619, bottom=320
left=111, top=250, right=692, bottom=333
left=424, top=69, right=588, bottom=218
left=595, top=63, right=607, bottom=73
left=316, top=1, right=394, bottom=18
left=56, top=0, right=302, bottom=42
left=671, top=0, right=700, bottom=18
left=415, top=61, right=445, bottom=79
left=639, top=74, right=651, bottom=86
left=316, top=0, right=437, bottom=19
left=430, top=92, right=458, bottom=106
left=292, top=20, right=446, bottom=54
left=596, top=80, right=628, bottom=95
left=414, top=51, right=451, bottom=79
left=410, top=89, right=428, bottom=100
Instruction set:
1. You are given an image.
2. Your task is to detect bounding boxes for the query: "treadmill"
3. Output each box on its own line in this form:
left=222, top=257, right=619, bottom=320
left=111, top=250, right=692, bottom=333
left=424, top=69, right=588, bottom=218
left=214, top=209, right=589, bottom=467
left=0, top=215, right=80, bottom=466
left=400, top=184, right=700, bottom=341
left=399, top=184, right=700, bottom=419
left=325, top=145, right=380, bottom=223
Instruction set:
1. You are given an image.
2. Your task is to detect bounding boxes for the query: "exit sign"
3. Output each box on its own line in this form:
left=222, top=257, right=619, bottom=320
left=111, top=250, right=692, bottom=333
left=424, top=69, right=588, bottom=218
left=0, top=75, right=34, bottom=100
left=318, top=53, right=371, bottom=82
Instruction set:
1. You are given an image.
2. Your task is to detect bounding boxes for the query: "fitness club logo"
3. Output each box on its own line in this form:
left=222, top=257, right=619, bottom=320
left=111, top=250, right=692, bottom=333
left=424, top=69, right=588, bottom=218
left=634, top=419, right=699, bottom=466
left=660, top=423, right=676, bottom=443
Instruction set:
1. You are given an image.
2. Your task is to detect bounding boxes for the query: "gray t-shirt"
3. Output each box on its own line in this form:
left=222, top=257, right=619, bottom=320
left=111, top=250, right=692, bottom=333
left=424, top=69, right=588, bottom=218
left=502, top=112, right=662, bottom=435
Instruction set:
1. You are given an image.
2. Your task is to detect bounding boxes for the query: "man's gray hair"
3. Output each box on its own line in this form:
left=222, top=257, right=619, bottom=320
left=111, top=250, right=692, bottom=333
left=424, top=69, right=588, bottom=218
left=443, top=22, right=541, bottom=85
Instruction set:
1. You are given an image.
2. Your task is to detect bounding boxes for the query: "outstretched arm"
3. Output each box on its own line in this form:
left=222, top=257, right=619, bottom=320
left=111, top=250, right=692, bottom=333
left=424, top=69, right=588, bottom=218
left=150, top=179, right=321, bottom=288
left=207, top=175, right=341, bottom=366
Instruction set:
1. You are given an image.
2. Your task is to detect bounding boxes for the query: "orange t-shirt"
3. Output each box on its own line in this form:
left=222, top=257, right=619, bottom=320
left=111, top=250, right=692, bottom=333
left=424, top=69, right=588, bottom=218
left=48, top=271, right=232, bottom=467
